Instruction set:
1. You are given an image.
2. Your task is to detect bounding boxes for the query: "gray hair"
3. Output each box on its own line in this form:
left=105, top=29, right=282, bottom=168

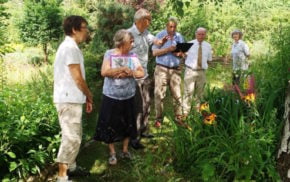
left=167, top=16, right=178, bottom=25
left=134, top=8, right=150, bottom=22
left=231, top=29, right=243, bottom=38
left=113, top=29, right=133, bottom=48
left=195, top=27, right=207, bottom=34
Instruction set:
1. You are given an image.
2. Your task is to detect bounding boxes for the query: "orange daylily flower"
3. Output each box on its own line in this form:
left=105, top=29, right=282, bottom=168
left=243, top=93, right=255, bottom=103
left=199, top=102, right=209, bottom=112
left=203, top=113, right=217, bottom=125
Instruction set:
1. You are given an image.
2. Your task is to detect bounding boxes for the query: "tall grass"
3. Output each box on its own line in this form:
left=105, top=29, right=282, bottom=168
left=171, top=23, right=290, bottom=180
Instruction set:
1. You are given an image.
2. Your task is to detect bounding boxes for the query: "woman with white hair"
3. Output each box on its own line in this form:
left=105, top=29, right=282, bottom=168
left=231, top=29, right=250, bottom=84
left=94, top=29, right=144, bottom=165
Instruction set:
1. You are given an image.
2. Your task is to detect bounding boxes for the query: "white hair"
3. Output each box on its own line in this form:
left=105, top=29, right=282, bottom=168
left=195, top=27, right=207, bottom=34
left=113, top=29, right=133, bottom=48
left=134, top=8, right=150, bottom=22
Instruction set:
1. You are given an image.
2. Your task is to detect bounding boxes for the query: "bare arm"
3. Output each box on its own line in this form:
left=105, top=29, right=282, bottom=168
left=152, top=45, right=176, bottom=57
left=69, top=64, right=93, bottom=105
left=101, top=59, right=131, bottom=78
left=153, top=36, right=168, bottom=46
left=101, top=58, right=143, bottom=79
left=132, top=66, right=145, bottom=79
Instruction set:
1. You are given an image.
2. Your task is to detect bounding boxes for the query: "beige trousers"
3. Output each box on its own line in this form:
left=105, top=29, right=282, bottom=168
left=55, top=103, right=83, bottom=166
left=154, top=65, right=182, bottom=121
left=135, top=77, right=152, bottom=137
left=183, top=68, right=206, bottom=115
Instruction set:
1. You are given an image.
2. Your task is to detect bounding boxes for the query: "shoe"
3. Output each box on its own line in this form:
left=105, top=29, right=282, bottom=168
left=108, top=153, right=117, bottom=165
left=154, top=121, right=161, bottom=128
left=130, top=141, right=145, bottom=150
left=68, top=166, right=90, bottom=177
left=141, top=133, right=154, bottom=138
left=119, top=151, right=133, bottom=160
left=57, top=176, right=72, bottom=182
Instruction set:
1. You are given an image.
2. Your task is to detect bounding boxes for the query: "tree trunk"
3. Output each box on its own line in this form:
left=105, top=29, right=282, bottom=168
left=43, top=43, right=48, bottom=64
left=277, top=80, right=290, bottom=181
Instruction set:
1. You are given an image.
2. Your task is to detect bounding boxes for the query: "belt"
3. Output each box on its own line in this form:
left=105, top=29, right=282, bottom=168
left=185, top=65, right=204, bottom=71
left=156, top=64, right=179, bottom=70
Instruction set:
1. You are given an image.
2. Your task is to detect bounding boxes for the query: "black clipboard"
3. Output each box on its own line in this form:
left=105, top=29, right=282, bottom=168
left=173, top=43, right=194, bottom=52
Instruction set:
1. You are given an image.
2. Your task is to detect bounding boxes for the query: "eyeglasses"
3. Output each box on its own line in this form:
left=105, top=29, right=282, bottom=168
left=129, top=40, right=134, bottom=45
left=80, top=26, right=89, bottom=30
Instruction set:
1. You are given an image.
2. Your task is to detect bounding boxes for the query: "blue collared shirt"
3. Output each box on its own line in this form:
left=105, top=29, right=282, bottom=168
left=152, top=30, right=184, bottom=68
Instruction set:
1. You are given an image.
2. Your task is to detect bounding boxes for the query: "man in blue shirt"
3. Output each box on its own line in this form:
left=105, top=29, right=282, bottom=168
left=152, top=17, right=185, bottom=128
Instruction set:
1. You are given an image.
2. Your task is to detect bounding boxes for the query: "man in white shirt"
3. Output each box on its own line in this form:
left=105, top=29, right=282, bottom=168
left=127, top=8, right=165, bottom=149
left=53, top=15, right=93, bottom=182
left=183, top=27, right=212, bottom=116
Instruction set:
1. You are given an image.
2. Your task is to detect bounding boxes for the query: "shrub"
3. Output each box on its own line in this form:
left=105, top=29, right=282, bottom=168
left=0, top=67, right=60, bottom=180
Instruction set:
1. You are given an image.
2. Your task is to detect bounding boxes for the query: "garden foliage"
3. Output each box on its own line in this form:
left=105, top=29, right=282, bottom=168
left=172, top=20, right=290, bottom=181
left=0, top=0, right=289, bottom=180
left=0, top=68, right=60, bottom=180
left=18, top=0, right=62, bottom=63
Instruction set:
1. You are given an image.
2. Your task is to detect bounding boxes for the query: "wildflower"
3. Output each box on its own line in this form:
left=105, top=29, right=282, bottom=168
left=243, top=93, right=255, bottom=103
left=233, top=74, right=256, bottom=103
left=199, top=102, right=211, bottom=117
left=243, top=78, right=249, bottom=90
left=203, top=113, right=217, bottom=125
left=246, top=75, right=255, bottom=94
left=199, top=102, right=209, bottom=112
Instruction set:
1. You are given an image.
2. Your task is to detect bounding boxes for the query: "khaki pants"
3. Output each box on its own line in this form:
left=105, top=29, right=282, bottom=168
left=134, top=77, right=152, bottom=137
left=183, top=68, right=206, bottom=115
left=154, top=65, right=182, bottom=121
left=55, top=103, right=83, bottom=166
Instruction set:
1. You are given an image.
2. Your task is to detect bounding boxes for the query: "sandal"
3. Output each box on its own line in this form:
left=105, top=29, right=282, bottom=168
left=108, top=153, right=117, bottom=165
left=120, top=152, right=133, bottom=160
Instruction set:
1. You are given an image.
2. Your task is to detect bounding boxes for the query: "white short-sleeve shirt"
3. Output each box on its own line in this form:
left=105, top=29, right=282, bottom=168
left=53, top=36, right=86, bottom=104
left=231, top=40, right=250, bottom=71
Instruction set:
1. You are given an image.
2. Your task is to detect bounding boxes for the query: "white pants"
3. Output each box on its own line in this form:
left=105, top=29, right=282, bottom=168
left=55, top=103, right=83, bottom=167
left=183, top=68, right=206, bottom=115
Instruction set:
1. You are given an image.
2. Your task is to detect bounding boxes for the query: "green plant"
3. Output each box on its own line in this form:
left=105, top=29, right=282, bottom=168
left=173, top=88, right=280, bottom=180
left=0, top=68, right=60, bottom=180
left=18, top=0, right=63, bottom=63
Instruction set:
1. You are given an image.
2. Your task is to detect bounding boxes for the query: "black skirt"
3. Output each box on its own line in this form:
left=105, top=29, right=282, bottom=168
left=94, top=95, right=137, bottom=144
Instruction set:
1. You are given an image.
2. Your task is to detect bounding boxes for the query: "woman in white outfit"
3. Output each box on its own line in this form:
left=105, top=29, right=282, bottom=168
left=231, top=29, right=250, bottom=85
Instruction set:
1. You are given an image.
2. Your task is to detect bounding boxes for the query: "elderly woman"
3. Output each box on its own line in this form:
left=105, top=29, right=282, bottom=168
left=94, top=29, right=144, bottom=165
left=231, top=29, right=250, bottom=84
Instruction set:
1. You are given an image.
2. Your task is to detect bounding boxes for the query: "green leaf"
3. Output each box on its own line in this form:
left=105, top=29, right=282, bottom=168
left=9, top=162, right=18, bottom=172
left=7, top=151, right=16, bottom=159
left=201, top=163, right=215, bottom=181
left=20, top=115, right=25, bottom=121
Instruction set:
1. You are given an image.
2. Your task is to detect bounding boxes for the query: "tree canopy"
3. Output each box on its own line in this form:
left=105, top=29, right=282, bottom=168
left=18, top=0, right=62, bottom=63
